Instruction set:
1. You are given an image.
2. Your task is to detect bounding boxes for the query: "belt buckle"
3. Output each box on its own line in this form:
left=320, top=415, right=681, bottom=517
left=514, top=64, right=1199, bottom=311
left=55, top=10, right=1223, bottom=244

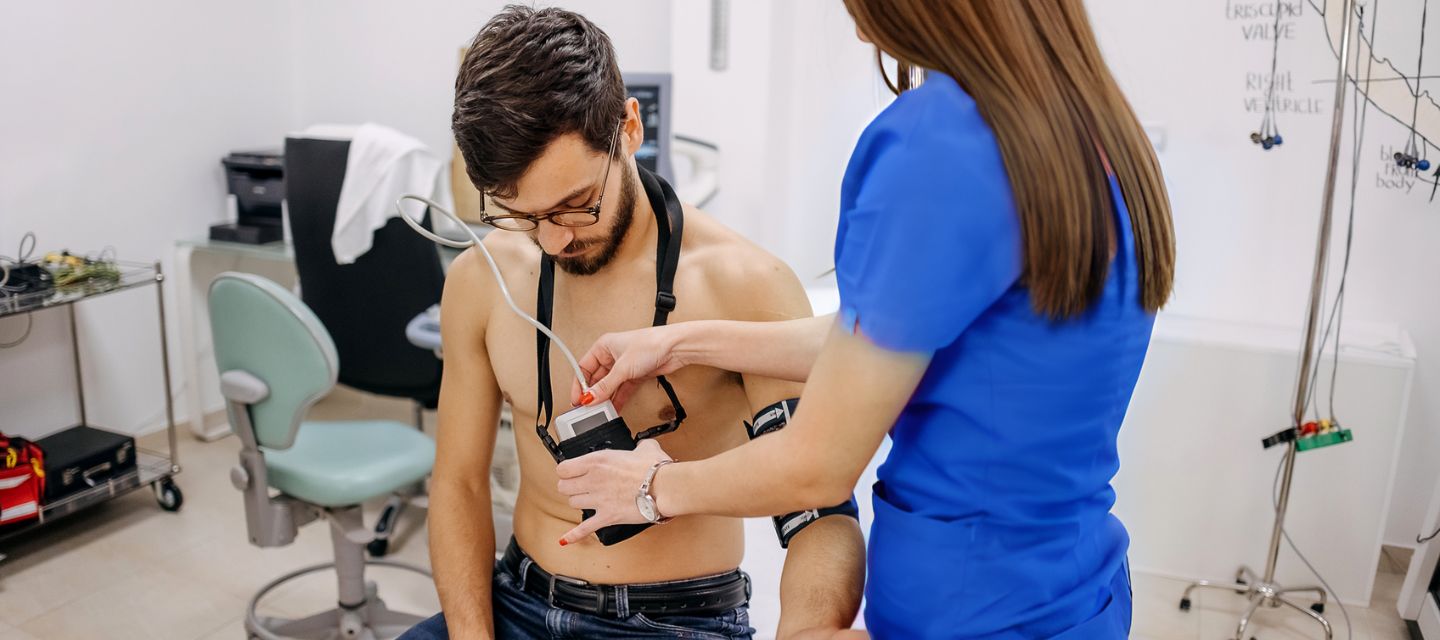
left=547, top=572, right=590, bottom=607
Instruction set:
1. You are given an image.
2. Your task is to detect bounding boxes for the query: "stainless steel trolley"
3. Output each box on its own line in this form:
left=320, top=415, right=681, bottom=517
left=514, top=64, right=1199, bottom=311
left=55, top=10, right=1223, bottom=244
left=0, top=258, right=183, bottom=547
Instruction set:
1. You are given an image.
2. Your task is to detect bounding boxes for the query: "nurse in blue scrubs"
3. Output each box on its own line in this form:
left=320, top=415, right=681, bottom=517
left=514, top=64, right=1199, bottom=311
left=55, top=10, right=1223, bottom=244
left=555, top=1, right=1176, bottom=637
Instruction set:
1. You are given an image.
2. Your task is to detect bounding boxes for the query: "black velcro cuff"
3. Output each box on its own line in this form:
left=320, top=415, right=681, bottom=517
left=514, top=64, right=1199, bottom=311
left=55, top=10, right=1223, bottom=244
left=746, top=398, right=800, bottom=440
left=743, top=398, right=860, bottom=546
left=774, top=497, right=860, bottom=548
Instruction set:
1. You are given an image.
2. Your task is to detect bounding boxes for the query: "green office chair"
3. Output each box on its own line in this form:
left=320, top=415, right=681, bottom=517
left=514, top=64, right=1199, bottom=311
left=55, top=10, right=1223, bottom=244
left=209, top=272, right=435, bottom=640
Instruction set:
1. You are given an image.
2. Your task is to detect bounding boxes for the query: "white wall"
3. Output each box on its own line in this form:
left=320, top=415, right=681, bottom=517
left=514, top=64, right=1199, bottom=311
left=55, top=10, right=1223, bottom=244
left=668, top=0, right=780, bottom=258
left=0, top=2, right=296, bottom=438
left=1086, top=0, right=1440, bottom=549
left=670, top=0, right=885, bottom=282
left=1114, top=317, right=1416, bottom=605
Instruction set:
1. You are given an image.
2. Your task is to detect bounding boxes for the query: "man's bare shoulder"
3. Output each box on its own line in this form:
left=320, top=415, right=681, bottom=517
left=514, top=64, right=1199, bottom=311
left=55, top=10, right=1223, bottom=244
left=442, top=231, right=538, bottom=320
left=478, top=227, right=543, bottom=272
left=681, top=206, right=813, bottom=322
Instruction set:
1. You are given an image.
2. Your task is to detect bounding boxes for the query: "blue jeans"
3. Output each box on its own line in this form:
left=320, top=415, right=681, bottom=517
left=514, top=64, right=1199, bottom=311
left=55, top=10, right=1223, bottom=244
left=399, top=559, right=755, bottom=639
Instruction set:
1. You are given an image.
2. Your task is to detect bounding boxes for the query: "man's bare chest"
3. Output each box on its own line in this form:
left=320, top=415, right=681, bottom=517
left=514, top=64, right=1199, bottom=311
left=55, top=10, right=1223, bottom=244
left=483, top=274, right=751, bottom=457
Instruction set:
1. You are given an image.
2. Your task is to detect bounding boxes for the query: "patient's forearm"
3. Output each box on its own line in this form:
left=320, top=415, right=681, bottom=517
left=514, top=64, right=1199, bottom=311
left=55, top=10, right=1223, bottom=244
left=776, top=516, right=866, bottom=639
left=677, top=315, right=833, bottom=383
left=428, top=479, right=497, bottom=640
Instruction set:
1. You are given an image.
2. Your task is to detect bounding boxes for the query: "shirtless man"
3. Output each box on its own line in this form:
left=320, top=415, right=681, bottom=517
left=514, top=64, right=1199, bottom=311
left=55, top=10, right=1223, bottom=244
left=400, top=7, right=864, bottom=639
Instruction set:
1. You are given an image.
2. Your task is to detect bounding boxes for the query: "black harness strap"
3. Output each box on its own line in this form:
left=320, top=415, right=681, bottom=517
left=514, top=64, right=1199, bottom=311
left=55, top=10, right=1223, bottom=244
left=644, top=167, right=683, bottom=327
left=535, top=257, right=560, bottom=456
left=535, top=167, right=688, bottom=460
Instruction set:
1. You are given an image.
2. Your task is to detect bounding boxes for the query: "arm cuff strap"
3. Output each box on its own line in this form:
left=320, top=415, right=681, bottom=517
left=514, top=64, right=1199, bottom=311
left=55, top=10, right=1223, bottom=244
left=745, top=398, right=860, bottom=548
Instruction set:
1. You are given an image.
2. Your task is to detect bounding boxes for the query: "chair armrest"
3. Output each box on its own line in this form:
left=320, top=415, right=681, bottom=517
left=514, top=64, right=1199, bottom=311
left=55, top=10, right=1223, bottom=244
left=221, top=370, right=270, bottom=404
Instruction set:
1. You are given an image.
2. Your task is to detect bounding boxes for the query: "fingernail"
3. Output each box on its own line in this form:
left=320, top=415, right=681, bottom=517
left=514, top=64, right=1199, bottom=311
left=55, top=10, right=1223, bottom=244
left=558, top=538, right=568, bottom=547
left=580, top=391, right=594, bottom=406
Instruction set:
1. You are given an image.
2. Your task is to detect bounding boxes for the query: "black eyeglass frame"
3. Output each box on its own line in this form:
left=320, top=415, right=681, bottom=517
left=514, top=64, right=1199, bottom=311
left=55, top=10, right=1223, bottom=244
left=478, top=124, right=624, bottom=232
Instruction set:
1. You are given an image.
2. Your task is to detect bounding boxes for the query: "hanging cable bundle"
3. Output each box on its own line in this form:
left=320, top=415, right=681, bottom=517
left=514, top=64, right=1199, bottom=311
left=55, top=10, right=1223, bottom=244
left=1252, top=0, right=1292, bottom=150
left=1394, top=0, right=1432, bottom=170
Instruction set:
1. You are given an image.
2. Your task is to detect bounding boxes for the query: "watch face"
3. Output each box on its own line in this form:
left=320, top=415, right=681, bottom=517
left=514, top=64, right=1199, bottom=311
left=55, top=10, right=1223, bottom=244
left=636, top=496, right=656, bottom=523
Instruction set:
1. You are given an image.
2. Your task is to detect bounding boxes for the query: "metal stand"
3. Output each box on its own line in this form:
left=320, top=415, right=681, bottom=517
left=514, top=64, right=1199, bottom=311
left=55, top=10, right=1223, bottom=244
left=0, top=259, right=185, bottom=550
left=1178, top=1, right=1359, bottom=637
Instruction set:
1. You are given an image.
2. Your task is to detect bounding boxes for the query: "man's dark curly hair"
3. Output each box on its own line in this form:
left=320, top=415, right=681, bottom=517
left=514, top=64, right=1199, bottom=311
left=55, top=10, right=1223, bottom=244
left=454, top=5, right=627, bottom=200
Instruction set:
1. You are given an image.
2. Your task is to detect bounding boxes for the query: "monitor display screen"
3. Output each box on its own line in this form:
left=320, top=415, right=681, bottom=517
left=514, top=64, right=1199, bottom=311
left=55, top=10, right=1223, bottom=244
left=573, top=412, right=613, bottom=435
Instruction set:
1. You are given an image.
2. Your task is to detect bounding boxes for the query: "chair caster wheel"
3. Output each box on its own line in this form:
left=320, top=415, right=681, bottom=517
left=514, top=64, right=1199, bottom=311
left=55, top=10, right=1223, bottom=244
left=339, top=611, right=365, bottom=638
left=1179, top=597, right=1191, bottom=611
left=1311, top=602, right=1325, bottom=613
left=367, top=538, right=389, bottom=557
left=154, top=478, right=183, bottom=512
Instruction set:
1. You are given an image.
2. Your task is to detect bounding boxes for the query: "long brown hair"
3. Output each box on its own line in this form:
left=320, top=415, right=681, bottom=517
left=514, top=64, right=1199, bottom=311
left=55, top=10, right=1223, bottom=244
left=845, top=0, right=1175, bottom=317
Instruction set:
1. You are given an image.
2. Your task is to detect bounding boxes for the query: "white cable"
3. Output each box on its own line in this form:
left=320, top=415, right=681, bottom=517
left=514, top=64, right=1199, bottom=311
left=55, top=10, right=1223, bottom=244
left=395, top=195, right=592, bottom=394
left=0, top=314, right=33, bottom=349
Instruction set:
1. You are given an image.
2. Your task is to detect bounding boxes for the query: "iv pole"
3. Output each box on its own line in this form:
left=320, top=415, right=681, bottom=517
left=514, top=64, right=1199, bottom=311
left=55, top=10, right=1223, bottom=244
left=1179, top=0, right=1359, bottom=637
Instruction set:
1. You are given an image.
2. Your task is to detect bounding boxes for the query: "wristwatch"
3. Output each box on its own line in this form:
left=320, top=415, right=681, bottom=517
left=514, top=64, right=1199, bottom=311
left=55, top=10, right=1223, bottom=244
left=636, top=459, right=676, bottom=524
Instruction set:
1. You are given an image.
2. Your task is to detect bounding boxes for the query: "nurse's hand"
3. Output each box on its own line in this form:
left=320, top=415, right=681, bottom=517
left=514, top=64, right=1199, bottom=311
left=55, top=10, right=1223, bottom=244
left=555, top=438, right=673, bottom=545
left=571, top=325, right=687, bottom=410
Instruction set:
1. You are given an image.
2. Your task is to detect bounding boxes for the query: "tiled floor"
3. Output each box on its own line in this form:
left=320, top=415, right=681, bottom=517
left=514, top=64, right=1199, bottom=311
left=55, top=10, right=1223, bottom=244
left=0, top=388, right=440, bottom=640
left=1130, top=562, right=1412, bottom=640
left=0, top=387, right=1421, bottom=639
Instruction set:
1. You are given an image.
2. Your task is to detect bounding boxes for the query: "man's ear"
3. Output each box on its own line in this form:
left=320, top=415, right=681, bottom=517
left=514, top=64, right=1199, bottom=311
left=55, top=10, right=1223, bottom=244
left=622, top=97, right=644, bottom=156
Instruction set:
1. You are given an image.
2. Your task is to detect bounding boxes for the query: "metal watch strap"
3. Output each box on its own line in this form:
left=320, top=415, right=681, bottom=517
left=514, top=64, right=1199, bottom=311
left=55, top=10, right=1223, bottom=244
left=639, top=459, right=676, bottom=523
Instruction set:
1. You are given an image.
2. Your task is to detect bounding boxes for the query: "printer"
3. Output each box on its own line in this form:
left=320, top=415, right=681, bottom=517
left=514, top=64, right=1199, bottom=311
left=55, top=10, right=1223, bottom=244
left=210, top=149, right=285, bottom=245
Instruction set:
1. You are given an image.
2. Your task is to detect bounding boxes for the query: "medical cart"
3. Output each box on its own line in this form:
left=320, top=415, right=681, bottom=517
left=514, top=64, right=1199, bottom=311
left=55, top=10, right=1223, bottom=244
left=0, top=259, right=183, bottom=551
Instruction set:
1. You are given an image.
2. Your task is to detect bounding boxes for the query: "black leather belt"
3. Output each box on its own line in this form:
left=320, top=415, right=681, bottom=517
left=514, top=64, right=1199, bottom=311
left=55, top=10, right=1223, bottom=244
left=500, top=538, right=750, bottom=619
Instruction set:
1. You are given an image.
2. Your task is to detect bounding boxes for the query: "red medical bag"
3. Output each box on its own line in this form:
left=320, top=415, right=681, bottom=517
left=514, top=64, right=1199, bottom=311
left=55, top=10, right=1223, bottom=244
left=0, top=434, right=45, bottom=526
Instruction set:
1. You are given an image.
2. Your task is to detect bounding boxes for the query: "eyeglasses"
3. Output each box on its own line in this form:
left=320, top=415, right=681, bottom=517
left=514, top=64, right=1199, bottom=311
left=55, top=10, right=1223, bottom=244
left=479, top=125, right=622, bottom=232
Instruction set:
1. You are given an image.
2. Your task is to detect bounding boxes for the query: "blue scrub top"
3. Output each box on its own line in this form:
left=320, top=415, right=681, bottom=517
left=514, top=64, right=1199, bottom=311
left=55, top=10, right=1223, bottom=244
left=835, top=73, right=1154, bottom=638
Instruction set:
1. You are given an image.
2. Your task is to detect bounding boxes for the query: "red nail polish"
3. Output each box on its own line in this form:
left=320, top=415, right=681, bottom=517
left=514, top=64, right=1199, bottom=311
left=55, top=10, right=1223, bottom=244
left=558, top=538, right=568, bottom=547
left=580, top=391, right=595, bottom=406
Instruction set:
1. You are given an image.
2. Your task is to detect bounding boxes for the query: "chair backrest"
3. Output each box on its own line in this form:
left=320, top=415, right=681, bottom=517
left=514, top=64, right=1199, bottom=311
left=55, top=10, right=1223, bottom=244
left=209, top=273, right=337, bottom=450
left=283, top=135, right=445, bottom=405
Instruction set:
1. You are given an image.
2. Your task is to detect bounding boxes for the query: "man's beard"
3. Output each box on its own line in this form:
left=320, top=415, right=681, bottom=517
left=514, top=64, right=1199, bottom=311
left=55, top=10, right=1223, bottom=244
left=548, top=161, right=637, bottom=276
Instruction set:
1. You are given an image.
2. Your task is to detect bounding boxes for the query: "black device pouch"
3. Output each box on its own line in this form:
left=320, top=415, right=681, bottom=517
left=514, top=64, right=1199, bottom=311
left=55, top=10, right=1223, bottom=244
left=535, top=166, right=687, bottom=546
left=553, top=418, right=652, bottom=545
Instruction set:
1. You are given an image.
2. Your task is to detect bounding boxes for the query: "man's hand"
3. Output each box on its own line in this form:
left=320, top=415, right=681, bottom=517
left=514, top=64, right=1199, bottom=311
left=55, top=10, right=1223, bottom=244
left=554, top=438, right=673, bottom=545
left=571, top=325, right=687, bottom=410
